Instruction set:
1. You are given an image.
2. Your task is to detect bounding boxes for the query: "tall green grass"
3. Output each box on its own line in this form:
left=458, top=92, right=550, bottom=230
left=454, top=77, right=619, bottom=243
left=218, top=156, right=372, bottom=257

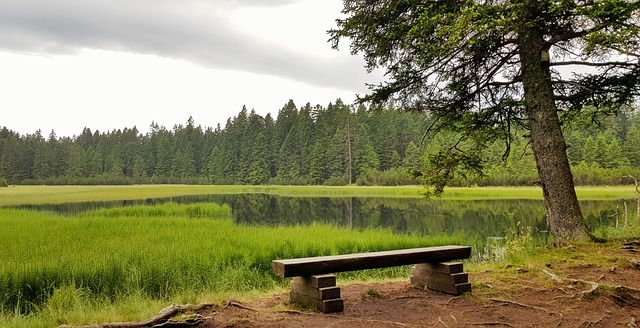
left=0, top=185, right=635, bottom=207
left=2, top=185, right=635, bottom=326
left=0, top=203, right=469, bottom=326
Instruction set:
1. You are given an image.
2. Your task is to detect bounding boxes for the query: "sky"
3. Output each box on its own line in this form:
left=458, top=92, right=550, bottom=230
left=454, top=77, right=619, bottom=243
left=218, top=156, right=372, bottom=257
left=0, top=0, right=379, bottom=137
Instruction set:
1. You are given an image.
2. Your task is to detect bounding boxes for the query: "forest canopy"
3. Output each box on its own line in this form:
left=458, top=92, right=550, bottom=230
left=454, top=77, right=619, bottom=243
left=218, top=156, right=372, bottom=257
left=1, top=99, right=639, bottom=187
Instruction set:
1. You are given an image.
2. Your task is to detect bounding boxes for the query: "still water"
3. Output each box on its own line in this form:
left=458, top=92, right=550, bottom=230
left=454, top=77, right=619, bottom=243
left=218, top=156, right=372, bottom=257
left=16, top=194, right=633, bottom=241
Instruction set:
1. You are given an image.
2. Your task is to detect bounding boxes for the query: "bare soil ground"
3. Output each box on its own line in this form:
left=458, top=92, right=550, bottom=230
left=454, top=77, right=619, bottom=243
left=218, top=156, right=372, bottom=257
left=192, top=242, right=640, bottom=328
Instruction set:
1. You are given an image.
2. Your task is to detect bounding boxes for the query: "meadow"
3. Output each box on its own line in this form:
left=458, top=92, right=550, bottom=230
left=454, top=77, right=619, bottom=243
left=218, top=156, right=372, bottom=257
left=0, top=194, right=469, bottom=327
left=0, top=185, right=637, bottom=327
left=0, top=184, right=636, bottom=207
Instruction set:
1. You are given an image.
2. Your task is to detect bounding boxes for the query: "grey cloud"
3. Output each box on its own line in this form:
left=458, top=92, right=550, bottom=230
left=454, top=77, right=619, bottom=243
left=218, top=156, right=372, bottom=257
left=0, top=0, right=370, bottom=91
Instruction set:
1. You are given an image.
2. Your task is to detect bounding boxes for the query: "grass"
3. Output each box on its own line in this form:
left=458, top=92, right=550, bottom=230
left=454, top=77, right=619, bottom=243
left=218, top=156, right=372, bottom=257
left=0, top=185, right=636, bottom=207
left=594, top=221, right=640, bottom=240
left=1, top=184, right=637, bottom=327
left=0, top=203, right=469, bottom=327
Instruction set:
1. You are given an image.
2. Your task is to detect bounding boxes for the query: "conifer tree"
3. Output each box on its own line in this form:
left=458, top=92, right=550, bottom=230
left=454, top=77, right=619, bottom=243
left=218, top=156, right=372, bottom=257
left=330, top=0, right=640, bottom=242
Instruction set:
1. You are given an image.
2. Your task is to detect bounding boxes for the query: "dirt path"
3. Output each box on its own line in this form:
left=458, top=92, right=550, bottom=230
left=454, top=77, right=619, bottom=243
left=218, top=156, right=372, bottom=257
left=194, top=243, right=640, bottom=327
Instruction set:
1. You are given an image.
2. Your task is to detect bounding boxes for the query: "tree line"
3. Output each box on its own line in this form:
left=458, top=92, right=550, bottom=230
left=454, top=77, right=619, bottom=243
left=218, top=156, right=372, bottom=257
left=1, top=99, right=639, bottom=187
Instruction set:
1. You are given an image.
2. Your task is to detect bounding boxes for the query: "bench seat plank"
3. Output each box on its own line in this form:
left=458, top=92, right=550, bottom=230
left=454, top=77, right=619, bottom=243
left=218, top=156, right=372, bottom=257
left=272, top=245, right=471, bottom=278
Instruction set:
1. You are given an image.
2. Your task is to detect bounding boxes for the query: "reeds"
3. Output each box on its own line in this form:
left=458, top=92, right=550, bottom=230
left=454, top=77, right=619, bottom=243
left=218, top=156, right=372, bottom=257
left=0, top=185, right=635, bottom=207
left=0, top=203, right=467, bottom=319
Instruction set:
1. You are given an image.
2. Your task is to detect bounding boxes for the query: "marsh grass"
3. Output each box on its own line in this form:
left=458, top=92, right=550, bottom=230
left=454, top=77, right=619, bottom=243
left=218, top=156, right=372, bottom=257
left=1, top=185, right=636, bottom=327
left=0, top=185, right=636, bottom=207
left=0, top=203, right=468, bottom=326
left=594, top=220, right=640, bottom=240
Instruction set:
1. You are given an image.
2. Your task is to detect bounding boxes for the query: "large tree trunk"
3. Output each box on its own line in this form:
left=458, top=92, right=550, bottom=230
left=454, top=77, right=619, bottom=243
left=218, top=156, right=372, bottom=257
left=518, top=4, right=591, bottom=244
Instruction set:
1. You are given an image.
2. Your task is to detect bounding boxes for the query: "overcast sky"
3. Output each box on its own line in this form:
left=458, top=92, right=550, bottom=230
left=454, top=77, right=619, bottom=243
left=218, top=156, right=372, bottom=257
left=0, top=0, right=378, bottom=137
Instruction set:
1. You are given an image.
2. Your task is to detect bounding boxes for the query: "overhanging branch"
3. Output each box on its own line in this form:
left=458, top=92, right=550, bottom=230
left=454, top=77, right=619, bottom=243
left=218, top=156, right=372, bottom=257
left=550, top=61, right=637, bottom=68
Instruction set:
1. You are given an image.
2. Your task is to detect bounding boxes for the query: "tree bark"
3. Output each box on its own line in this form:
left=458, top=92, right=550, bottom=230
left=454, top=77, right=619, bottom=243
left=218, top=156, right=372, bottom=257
left=517, top=2, right=591, bottom=243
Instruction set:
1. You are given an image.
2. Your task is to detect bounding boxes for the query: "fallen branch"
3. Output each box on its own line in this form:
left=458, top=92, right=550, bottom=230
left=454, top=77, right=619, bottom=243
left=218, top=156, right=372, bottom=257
left=59, top=303, right=213, bottom=328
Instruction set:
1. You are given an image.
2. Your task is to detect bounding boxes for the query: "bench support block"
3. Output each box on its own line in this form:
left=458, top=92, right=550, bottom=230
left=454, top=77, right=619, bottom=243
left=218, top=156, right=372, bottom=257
left=410, top=262, right=472, bottom=295
left=290, top=274, right=344, bottom=313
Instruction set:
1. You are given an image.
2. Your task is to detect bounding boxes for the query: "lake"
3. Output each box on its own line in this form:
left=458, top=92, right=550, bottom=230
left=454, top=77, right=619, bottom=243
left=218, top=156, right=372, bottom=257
left=16, top=193, right=632, bottom=242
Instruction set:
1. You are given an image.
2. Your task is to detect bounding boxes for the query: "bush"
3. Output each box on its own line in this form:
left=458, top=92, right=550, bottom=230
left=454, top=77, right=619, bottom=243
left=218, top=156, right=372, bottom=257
left=0, top=177, right=7, bottom=187
left=324, top=174, right=350, bottom=186
left=268, top=176, right=309, bottom=186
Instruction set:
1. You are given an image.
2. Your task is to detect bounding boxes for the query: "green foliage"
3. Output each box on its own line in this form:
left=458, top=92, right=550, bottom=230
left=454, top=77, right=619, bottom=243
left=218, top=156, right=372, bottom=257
left=355, top=167, right=419, bottom=186
left=594, top=221, right=640, bottom=239
left=323, top=174, right=351, bottom=186
left=503, top=226, right=537, bottom=262
left=0, top=205, right=467, bottom=319
left=3, top=104, right=640, bottom=188
left=81, top=202, right=232, bottom=218
left=0, top=102, right=432, bottom=187
left=329, top=0, right=640, bottom=243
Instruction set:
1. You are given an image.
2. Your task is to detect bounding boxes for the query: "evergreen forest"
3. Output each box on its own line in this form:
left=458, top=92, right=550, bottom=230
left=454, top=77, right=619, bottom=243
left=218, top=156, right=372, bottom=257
left=1, top=99, right=640, bottom=187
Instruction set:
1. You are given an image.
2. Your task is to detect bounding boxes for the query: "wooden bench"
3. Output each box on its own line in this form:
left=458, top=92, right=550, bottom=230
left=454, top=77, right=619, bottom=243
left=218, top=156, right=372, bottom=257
left=272, top=245, right=472, bottom=313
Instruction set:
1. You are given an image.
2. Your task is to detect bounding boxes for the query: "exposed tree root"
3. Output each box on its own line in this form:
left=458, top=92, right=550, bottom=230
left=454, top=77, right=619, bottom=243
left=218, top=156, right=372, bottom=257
left=58, top=303, right=213, bottom=328
left=541, top=269, right=599, bottom=300
left=541, top=268, right=640, bottom=308
left=619, top=316, right=637, bottom=327
left=623, top=240, right=640, bottom=247
left=488, top=298, right=561, bottom=316
left=223, top=298, right=257, bottom=311
left=488, top=298, right=564, bottom=327
left=472, top=323, right=515, bottom=327
left=279, top=309, right=424, bottom=327
left=435, top=315, right=458, bottom=327
left=222, top=298, right=425, bottom=327
left=609, top=286, right=640, bottom=307
left=444, top=295, right=464, bottom=304
left=576, top=316, right=606, bottom=328
left=542, top=269, right=564, bottom=283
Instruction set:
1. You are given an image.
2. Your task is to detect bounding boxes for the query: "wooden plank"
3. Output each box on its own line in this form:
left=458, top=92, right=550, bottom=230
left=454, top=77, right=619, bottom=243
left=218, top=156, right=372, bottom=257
left=291, top=280, right=341, bottom=300
left=290, top=292, right=344, bottom=313
left=426, top=282, right=472, bottom=295
left=411, top=262, right=466, bottom=282
left=411, top=271, right=469, bottom=287
left=293, top=274, right=336, bottom=288
left=415, top=262, right=464, bottom=274
left=272, top=245, right=471, bottom=278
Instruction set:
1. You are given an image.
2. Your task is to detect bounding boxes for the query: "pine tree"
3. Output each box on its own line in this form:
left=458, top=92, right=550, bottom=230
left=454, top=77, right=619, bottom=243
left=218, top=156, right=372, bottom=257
left=329, top=0, right=640, bottom=242
left=248, top=133, right=271, bottom=185
left=624, top=124, right=640, bottom=167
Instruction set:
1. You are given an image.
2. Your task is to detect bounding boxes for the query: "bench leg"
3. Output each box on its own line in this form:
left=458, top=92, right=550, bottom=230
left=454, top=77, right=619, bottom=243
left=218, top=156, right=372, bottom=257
left=410, top=262, right=472, bottom=295
left=290, top=274, right=344, bottom=313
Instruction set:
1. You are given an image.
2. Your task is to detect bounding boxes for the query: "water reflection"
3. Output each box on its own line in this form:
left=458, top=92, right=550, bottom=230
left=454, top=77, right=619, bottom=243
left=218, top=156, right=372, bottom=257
left=13, top=194, right=631, bottom=241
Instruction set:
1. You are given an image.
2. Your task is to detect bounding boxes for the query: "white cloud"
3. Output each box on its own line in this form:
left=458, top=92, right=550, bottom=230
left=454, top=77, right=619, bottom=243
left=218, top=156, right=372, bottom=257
left=0, top=0, right=378, bottom=137
left=0, top=0, right=367, bottom=89
left=0, top=49, right=363, bottom=137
